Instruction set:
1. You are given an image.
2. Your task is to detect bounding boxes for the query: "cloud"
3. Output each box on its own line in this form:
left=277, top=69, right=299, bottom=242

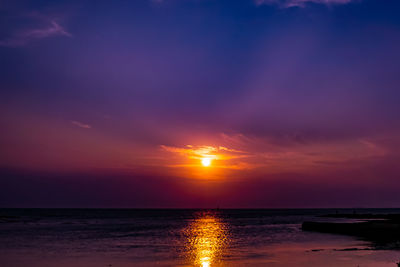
left=71, top=120, right=91, bottom=129
left=161, top=144, right=249, bottom=160
left=159, top=130, right=391, bottom=174
left=255, top=0, right=356, bottom=8
left=0, top=17, right=71, bottom=47
left=160, top=144, right=251, bottom=169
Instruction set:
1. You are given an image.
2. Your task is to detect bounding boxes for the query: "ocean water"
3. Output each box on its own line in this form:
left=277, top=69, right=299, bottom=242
left=0, top=209, right=400, bottom=266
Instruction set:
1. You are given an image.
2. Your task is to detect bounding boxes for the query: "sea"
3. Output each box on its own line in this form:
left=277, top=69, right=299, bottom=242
left=0, top=208, right=400, bottom=266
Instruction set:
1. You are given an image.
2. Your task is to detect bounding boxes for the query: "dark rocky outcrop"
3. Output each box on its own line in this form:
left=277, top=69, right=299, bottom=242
left=302, top=214, right=400, bottom=248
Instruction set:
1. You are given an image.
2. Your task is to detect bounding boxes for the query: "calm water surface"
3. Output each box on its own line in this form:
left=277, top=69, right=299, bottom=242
left=0, top=209, right=400, bottom=266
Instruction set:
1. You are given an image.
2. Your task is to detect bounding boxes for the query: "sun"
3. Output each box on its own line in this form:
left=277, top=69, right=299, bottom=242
left=201, top=158, right=212, bottom=167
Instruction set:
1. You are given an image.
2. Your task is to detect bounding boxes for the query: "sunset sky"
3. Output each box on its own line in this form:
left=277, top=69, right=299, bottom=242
left=1, top=0, right=400, bottom=208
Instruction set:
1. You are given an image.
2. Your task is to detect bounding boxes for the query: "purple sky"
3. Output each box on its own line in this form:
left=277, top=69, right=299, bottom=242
left=1, top=0, right=400, bottom=208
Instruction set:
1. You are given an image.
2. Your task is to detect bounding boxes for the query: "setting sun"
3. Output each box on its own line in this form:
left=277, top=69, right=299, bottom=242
left=201, top=158, right=212, bottom=167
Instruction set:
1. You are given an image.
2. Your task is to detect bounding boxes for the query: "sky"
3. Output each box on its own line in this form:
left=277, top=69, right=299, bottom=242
left=1, top=0, right=400, bottom=208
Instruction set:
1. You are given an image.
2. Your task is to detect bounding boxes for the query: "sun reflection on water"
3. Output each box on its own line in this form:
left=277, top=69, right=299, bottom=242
left=184, top=211, right=229, bottom=267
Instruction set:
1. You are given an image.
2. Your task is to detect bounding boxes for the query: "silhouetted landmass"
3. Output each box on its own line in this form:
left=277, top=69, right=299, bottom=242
left=319, top=213, right=400, bottom=220
left=302, top=213, right=400, bottom=249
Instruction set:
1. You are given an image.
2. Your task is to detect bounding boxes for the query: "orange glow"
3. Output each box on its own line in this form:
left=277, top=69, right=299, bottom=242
left=160, top=144, right=250, bottom=171
left=201, top=158, right=211, bottom=167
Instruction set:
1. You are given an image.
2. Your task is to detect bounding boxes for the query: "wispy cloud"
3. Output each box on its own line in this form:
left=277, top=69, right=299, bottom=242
left=160, top=144, right=255, bottom=171
left=161, top=144, right=249, bottom=162
left=160, top=131, right=390, bottom=173
left=255, top=0, right=356, bottom=8
left=0, top=16, right=71, bottom=47
left=71, top=121, right=91, bottom=129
